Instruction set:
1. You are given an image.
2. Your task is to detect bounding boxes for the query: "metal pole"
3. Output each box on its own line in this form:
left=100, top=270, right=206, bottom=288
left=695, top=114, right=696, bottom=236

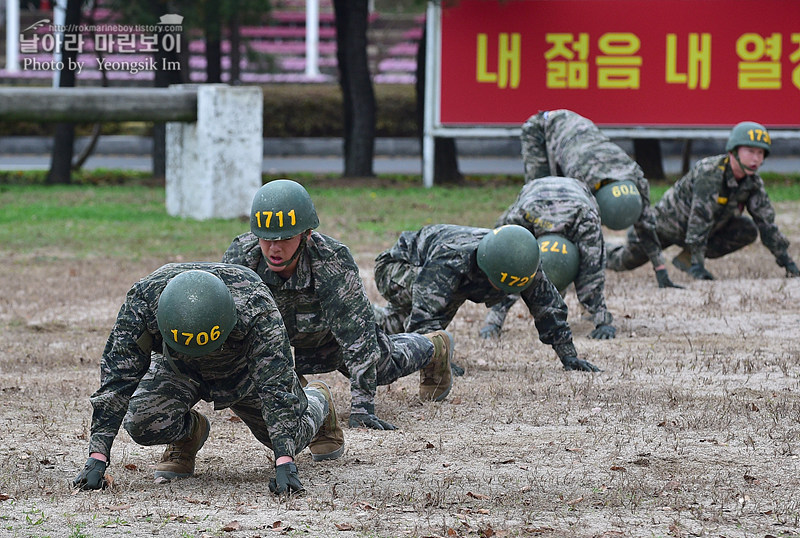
left=5, top=0, right=20, bottom=72
left=305, top=0, right=320, bottom=77
left=52, top=0, right=67, bottom=87
left=422, top=1, right=439, bottom=188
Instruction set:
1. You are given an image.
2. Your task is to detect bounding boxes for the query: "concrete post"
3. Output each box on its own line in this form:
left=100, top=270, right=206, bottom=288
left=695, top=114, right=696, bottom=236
left=166, top=84, right=263, bottom=220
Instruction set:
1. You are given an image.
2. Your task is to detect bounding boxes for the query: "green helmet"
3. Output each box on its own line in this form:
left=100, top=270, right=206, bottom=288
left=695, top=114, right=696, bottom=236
left=537, top=234, right=579, bottom=292
left=725, top=121, right=771, bottom=157
left=157, top=270, right=237, bottom=357
left=250, top=179, right=319, bottom=240
left=476, top=224, right=540, bottom=294
left=594, top=180, right=643, bottom=230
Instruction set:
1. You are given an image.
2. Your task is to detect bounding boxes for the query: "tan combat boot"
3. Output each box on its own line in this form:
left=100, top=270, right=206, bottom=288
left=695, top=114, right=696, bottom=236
left=154, top=409, right=210, bottom=480
left=671, top=249, right=692, bottom=273
left=420, top=330, right=454, bottom=402
left=307, top=381, right=345, bottom=462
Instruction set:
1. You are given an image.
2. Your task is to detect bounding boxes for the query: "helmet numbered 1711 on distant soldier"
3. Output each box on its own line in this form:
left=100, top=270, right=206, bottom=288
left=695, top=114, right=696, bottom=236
left=594, top=179, right=643, bottom=231
left=250, top=179, right=320, bottom=240
left=157, top=270, right=238, bottom=357
left=537, top=234, right=579, bottom=292
left=476, top=224, right=541, bottom=294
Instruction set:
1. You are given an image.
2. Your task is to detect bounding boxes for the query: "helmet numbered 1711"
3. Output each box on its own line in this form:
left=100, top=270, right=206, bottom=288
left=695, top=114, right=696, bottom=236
left=250, top=179, right=320, bottom=240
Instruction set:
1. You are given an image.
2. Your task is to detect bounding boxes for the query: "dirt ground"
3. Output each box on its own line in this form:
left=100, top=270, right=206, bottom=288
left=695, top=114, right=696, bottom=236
left=2, top=203, right=800, bottom=538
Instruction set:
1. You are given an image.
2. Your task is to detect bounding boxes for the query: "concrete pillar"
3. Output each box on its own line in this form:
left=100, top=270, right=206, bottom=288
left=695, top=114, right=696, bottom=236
left=166, top=84, right=263, bottom=220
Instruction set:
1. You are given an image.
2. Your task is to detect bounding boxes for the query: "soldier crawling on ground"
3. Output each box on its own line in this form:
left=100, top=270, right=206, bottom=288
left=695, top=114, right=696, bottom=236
left=607, top=121, right=800, bottom=281
left=73, top=263, right=341, bottom=496
left=520, top=109, right=682, bottom=289
left=373, top=223, right=601, bottom=372
left=223, top=180, right=455, bottom=431
left=479, top=176, right=623, bottom=341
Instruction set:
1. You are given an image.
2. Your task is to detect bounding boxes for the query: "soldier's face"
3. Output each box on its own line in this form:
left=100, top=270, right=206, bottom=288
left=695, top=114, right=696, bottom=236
left=259, top=234, right=304, bottom=277
left=732, top=146, right=765, bottom=176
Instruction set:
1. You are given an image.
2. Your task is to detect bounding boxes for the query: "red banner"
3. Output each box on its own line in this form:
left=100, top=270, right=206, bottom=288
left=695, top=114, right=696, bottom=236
left=438, top=0, right=800, bottom=127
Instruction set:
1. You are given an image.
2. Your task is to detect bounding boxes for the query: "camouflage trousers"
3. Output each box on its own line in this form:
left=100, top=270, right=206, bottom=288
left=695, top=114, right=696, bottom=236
left=372, top=256, right=421, bottom=334
left=124, top=355, right=326, bottom=453
left=607, top=215, right=758, bottom=271
left=293, top=331, right=433, bottom=386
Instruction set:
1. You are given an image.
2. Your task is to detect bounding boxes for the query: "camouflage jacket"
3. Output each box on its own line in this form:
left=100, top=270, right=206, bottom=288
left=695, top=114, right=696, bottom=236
left=223, top=231, right=379, bottom=414
left=497, top=176, right=612, bottom=327
left=522, top=109, right=665, bottom=268
left=655, top=154, right=790, bottom=265
left=89, top=262, right=304, bottom=461
left=379, top=224, right=578, bottom=359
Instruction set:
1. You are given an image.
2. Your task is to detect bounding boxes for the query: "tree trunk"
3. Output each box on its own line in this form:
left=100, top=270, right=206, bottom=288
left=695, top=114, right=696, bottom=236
left=333, top=0, right=375, bottom=177
left=150, top=0, right=185, bottom=179
left=415, top=20, right=462, bottom=185
left=46, top=0, right=82, bottom=185
left=228, top=5, right=241, bottom=84
left=633, top=138, right=665, bottom=180
left=205, top=1, right=222, bottom=83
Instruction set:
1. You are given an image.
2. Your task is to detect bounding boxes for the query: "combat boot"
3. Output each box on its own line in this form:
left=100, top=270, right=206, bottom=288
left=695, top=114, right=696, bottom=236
left=671, top=249, right=692, bottom=273
left=154, top=409, right=210, bottom=480
left=420, top=330, right=454, bottom=402
left=307, top=381, right=345, bottom=462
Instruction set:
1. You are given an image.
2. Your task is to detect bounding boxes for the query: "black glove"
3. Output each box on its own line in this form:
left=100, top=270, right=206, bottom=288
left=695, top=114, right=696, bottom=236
left=269, top=462, right=304, bottom=495
left=479, top=323, right=501, bottom=339
left=655, top=268, right=683, bottom=289
left=688, top=263, right=715, bottom=280
left=72, top=457, right=107, bottom=490
left=784, top=261, right=800, bottom=278
left=349, top=412, right=396, bottom=430
left=560, top=356, right=601, bottom=372
left=589, top=324, right=616, bottom=340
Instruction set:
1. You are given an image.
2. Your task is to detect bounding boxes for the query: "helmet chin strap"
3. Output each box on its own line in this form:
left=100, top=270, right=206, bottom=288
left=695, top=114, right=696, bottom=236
left=732, top=149, right=757, bottom=174
left=269, top=233, right=308, bottom=268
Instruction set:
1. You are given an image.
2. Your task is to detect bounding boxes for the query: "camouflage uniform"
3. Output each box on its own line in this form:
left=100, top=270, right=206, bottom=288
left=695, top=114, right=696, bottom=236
left=373, top=224, right=578, bottom=362
left=88, top=262, right=326, bottom=464
left=223, top=231, right=434, bottom=417
left=485, top=176, right=612, bottom=330
left=607, top=154, right=793, bottom=270
left=522, top=109, right=666, bottom=269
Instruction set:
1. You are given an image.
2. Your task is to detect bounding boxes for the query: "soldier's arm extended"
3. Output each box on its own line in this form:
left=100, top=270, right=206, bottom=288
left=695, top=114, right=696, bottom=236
left=520, top=271, right=599, bottom=371
left=315, top=249, right=382, bottom=418
left=571, top=217, right=613, bottom=331
left=87, top=286, right=155, bottom=460
left=745, top=185, right=798, bottom=275
left=246, top=295, right=306, bottom=461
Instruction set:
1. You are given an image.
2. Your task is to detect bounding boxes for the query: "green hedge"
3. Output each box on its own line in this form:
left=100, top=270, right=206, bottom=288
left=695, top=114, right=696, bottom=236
left=0, top=83, right=419, bottom=138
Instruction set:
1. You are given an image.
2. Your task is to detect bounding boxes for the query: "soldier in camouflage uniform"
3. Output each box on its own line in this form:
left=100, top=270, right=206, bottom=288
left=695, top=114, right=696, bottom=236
left=373, top=223, right=600, bottom=372
left=521, top=109, right=681, bottom=289
left=224, top=180, right=455, bottom=430
left=73, top=263, right=341, bottom=495
left=480, top=176, right=616, bottom=340
left=607, top=121, right=800, bottom=280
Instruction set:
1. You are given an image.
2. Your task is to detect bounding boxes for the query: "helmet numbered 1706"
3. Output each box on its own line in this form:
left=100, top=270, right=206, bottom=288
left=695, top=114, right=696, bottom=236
left=157, top=270, right=237, bottom=357
left=594, top=179, right=643, bottom=231
left=250, top=179, right=320, bottom=240
left=537, top=234, right=579, bottom=292
left=476, top=224, right=541, bottom=294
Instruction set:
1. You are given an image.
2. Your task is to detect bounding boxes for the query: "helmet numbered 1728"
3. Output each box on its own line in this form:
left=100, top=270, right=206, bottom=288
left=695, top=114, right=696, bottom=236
left=537, top=234, right=579, bottom=292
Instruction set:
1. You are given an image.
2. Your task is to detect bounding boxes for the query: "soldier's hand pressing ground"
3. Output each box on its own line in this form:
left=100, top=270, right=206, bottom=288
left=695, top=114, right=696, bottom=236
left=688, top=263, right=715, bottom=280
left=73, top=457, right=107, bottom=490
left=589, top=324, right=616, bottom=340
left=560, top=356, right=601, bottom=372
left=349, top=412, right=396, bottom=430
left=269, top=462, right=304, bottom=495
left=655, top=268, right=683, bottom=288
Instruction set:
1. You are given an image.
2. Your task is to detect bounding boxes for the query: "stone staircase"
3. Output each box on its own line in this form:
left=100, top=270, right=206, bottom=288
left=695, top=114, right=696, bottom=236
left=0, top=1, right=424, bottom=85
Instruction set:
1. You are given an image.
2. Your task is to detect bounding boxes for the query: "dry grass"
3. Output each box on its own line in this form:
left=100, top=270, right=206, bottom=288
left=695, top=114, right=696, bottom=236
left=1, top=204, right=800, bottom=538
